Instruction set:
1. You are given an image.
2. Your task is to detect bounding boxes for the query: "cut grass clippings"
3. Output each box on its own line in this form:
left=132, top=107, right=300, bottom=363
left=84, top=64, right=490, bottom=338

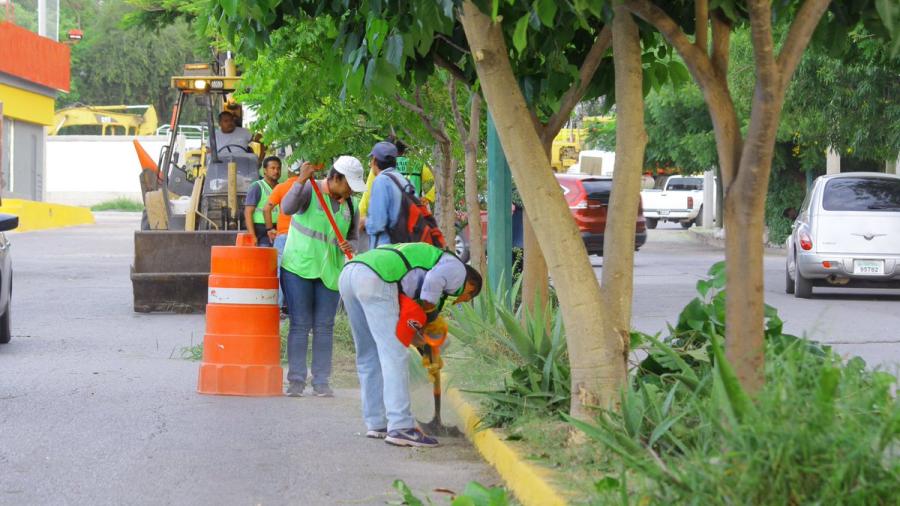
left=91, top=197, right=144, bottom=212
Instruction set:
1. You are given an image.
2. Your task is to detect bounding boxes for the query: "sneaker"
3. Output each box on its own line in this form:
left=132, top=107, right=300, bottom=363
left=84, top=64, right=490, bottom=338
left=385, top=428, right=439, bottom=448
left=312, top=384, right=334, bottom=397
left=285, top=381, right=305, bottom=397
left=366, top=428, right=388, bottom=439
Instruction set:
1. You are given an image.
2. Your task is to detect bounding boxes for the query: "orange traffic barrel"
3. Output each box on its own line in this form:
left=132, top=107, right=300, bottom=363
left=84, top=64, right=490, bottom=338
left=197, top=233, right=283, bottom=396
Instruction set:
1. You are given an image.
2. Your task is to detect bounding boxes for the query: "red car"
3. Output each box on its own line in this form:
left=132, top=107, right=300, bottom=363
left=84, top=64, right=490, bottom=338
left=456, top=174, right=647, bottom=260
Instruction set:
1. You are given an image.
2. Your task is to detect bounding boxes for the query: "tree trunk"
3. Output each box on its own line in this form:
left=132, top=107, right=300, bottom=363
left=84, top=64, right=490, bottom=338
left=433, top=141, right=457, bottom=239
left=521, top=215, right=548, bottom=311
left=460, top=1, right=625, bottom=417
left=600, top=4, right=647, bottom=363
left=464, top=93, right=486, bottom=274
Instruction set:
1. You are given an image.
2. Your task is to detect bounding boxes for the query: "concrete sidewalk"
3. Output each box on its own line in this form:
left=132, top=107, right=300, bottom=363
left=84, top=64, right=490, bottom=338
left=0, top=212, right=495, bottom=505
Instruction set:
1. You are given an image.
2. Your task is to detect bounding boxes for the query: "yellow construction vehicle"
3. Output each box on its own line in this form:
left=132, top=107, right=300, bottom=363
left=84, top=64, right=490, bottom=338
left=131, top=60, right=263, bottom=313
left=50, top=105, right=159, bottom=136
left=549, top=116, right=611, bottom=172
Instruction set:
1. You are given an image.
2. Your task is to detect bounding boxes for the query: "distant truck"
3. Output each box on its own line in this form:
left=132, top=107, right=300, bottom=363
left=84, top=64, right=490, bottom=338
left=640, top=175, right=708, bottom=229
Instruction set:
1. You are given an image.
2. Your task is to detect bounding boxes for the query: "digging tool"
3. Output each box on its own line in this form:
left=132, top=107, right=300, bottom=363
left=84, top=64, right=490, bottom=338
left=309, top=170, right=353, bottom=260
left=410, top=322, right=462, bottom=438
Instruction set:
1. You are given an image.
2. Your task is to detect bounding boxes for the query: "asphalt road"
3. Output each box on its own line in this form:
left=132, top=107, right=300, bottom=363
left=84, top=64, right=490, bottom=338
left=616, top=223, right=900, bottom=370
left=2, top=214, right=897, bottom=505
left=0, top=213, right=495, bottom=506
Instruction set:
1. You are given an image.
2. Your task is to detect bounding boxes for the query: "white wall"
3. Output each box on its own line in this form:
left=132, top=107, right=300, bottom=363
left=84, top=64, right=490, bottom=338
left=45, top=135, right=199, bottom=206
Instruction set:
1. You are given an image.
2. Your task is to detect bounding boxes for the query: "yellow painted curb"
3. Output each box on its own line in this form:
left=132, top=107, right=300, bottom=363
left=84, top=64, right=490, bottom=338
left=0, top=199, right=95, bottom=232
left=445, top=387, right=568, bottom=506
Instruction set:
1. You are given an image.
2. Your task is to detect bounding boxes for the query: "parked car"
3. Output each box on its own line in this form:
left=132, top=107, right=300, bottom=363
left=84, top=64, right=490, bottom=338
left=0, top=213, right=19, bottom=343
left=785, top=172, right=900, bottom=298
left=640, top=175, right=709, bottom=229
left=456, top=174, right=647, bottom=259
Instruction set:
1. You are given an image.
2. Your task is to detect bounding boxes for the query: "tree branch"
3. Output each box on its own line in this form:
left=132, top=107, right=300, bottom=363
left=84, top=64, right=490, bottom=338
left=449, top=77, right=468, bottom=140
left=433, top=51, right=471, bottom=85
left=542, top=24, right=612, bottom=146
left=624, top=0, right=717, bottom=90
left=710, top=10, right=731, bottom=78
left=776, top=0, right=830, bottom=87
left=695, top=0, right=709, bottom=53
left=395, top=87, right=451, bottom=145
left=747, top=0, right=778, bottom=91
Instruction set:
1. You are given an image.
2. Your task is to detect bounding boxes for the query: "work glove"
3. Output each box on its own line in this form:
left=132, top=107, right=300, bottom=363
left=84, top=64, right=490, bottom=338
left=423, top=316, right=448, bottom=343
left=420, top=349, right=444, bottom=384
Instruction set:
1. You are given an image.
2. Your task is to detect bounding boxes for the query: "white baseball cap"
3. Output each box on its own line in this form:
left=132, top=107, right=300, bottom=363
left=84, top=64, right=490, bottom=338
left=332, top=156, right=366, bottom=193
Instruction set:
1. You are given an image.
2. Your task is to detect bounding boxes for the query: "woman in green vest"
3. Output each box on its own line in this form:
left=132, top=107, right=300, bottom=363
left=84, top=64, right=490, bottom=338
left=279, top=157, right=366, bottom=398
left=338, top=242, right=483, bottom=447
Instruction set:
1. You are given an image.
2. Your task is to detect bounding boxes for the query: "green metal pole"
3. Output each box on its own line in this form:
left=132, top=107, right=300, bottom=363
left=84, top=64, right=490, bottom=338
left=486, top=113, right=512, bottom=295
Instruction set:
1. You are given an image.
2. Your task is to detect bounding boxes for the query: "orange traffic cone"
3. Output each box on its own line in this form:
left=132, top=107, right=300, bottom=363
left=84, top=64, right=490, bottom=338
left=133, top=139, right=159, bottom=174
left=197, top=233, right=283, bottom=396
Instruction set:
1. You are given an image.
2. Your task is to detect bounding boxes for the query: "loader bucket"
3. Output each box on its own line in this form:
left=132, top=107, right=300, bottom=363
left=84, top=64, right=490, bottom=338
left=131, top=230, right=240, bottom=313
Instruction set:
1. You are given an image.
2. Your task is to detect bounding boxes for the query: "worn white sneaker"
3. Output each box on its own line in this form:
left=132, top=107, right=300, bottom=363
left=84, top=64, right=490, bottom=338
left=365, top=428, right=388, bottom=439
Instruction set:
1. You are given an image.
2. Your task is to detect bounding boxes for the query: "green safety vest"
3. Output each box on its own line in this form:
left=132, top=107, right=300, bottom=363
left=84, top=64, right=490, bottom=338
left=281, top=183, right=353, bottom=291
left=395, top=156, right=424, bottom=197
left=348, top=243, right=445, bottom=284
left=251, top=179, right=278, bottom=225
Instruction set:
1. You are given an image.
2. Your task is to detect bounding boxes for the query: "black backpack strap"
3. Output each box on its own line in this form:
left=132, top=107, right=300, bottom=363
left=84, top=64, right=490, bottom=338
left=382, top=246, right=413, bottom=271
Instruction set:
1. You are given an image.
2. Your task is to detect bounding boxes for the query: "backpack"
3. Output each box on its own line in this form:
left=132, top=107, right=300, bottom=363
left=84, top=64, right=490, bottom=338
left=384, top=171, right=446, bottom=248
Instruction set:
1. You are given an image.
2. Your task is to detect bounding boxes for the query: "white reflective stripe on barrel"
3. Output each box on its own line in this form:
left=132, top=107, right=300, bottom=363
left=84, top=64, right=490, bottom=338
left=208, top=287, right=278, bottom=305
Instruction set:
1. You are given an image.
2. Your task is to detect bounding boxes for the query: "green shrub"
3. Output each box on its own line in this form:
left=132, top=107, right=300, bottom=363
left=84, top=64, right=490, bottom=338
left=568, top=263, right=900, bottom=505
left=91, top=197, right=144, bottom=212
left=392, top=479, right=509, bottom=506
left=450, top=278, right=570, bottom=428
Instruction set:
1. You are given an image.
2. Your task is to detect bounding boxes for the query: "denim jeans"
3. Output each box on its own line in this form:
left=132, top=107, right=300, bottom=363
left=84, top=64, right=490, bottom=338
left=281, top=268, right=340, bottom=385
left=273, top=234, right=287, bottom=308
left=338, top=263, right=414, bottom=431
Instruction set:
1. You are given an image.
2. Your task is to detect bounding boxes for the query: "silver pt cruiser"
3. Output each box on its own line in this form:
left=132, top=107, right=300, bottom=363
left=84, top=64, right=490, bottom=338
left=785, top=172, right=900, bottom=298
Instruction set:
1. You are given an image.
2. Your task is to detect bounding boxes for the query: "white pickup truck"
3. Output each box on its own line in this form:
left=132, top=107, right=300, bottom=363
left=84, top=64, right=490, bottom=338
left=640, top=175, right=706, bottom=229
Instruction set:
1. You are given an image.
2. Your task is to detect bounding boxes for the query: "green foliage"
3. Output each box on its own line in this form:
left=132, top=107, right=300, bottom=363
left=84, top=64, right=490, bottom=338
left=568, top=264, right=899, bottom=504
left=784, top=26, right=900, bottom=164
left=450, top=278, right=570, bottom=428
left=90, top=198, right=144, bottom=212
left=391, top=479, right=509, bottom=506
left=56, top=0, right=208, bottom=124
left=765, top=164, right=808, bottom=245
left=585, top=83, right=718, bottom=174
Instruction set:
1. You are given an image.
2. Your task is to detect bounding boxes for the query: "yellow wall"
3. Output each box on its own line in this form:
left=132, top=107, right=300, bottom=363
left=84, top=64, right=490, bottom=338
left=0, top=84, right=55, bottom=126
left=0, top=199, right=94, bottom=232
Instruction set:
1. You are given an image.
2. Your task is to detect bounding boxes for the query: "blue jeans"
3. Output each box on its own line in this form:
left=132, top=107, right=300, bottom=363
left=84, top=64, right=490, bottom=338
left=281, top=268, right=340, bottom=385
left=338, top=263, right=414, bottom=432
left=274, top=234, right=287, bottom=308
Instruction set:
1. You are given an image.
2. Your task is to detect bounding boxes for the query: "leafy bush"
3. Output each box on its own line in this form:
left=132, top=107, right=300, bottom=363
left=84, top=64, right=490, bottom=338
left=449, top=278, right=570, bottom=428
left=569, top=263, right=900, bottom=505
left=392, top=479, right=509, bottom=506
left=91, top=197, right=144, bottom=212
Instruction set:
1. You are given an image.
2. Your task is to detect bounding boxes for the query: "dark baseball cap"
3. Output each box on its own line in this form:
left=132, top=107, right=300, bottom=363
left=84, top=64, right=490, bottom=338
left=369, top=141, right=398, bottom=162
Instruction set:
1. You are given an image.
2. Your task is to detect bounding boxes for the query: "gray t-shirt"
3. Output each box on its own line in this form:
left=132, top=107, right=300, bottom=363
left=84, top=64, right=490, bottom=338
left=281, top=180, right=358, bottom=241
left=398, top=253, right=467, bottom=305
left=214, top=127, right=252, bottom=153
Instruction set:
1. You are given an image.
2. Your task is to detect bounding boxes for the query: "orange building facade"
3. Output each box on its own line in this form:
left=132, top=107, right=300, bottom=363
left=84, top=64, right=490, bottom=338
left=0, top=20, right=70, bottom=200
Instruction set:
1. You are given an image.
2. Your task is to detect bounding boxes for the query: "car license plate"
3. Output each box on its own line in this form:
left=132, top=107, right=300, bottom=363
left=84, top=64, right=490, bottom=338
left=658, top=210, right=670, bottom=216
left=853, top=259, right=884, bottom=275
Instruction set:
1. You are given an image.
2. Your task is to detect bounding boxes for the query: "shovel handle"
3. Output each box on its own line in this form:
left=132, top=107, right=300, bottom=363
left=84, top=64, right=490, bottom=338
left=309, top=178, right=352, bottom=260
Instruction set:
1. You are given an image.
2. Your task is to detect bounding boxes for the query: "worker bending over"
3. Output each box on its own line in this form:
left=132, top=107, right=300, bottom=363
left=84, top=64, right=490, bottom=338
left=280, top=158, right=366, bottom=397
left=244, top=156, right=282, bottom=247
left=338, top=243, right=482, bottom=447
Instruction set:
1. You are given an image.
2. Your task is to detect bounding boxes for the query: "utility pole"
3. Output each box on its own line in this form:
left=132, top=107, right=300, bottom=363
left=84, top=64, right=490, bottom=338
left=486, top=113, right=512, bottom=296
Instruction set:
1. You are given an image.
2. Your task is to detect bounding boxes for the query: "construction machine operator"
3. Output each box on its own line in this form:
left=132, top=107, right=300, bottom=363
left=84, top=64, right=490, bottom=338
left=214, top=111, right=265, bottom=164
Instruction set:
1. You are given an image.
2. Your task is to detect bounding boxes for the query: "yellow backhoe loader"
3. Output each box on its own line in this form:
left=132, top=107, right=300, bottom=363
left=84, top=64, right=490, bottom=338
left=131, top=61, right=262, bottom=313
left=50, top=104, right=159, bottom=136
